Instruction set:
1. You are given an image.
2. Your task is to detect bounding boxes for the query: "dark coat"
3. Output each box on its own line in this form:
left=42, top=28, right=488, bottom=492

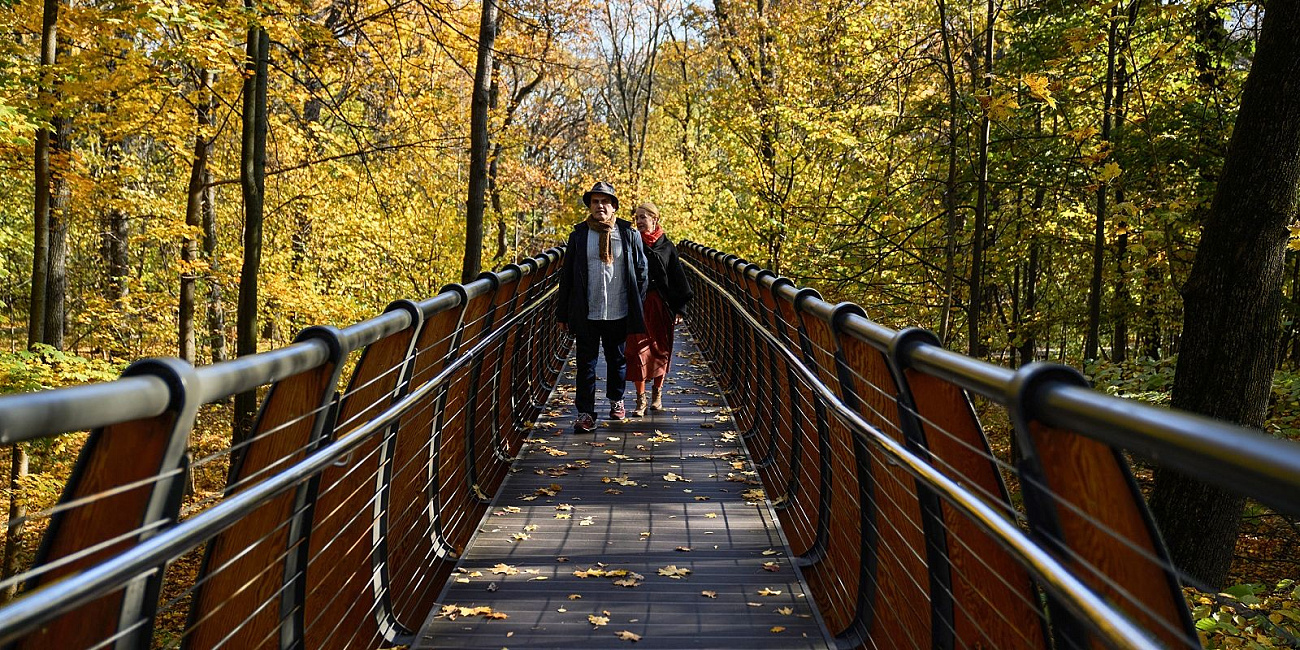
left=557, top=219, right=649, bottom=334
left=645, top=235, right=693, bottom=315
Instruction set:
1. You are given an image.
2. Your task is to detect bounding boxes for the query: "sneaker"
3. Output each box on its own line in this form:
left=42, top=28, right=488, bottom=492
left=650, top=386, right=663, bottom=410
left=610, top=401, right=626, bottom=420
left=574, top=412, right=596, bottom=432
left=632, top=392, right=648, bottom=417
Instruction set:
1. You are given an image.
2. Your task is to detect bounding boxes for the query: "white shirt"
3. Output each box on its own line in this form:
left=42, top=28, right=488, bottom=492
left=586, top=227, right=627, bottom=321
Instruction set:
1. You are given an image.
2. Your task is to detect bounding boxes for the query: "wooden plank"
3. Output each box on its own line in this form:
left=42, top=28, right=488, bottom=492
left=415, top=326, right=831, bottom=650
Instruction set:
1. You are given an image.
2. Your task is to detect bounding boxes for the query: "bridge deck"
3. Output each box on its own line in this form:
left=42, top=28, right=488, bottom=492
left=416, top=326, right=831, bottom=649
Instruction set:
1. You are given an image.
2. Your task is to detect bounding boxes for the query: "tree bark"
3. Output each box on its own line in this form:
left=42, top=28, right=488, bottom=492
left=2, top=446, right=28, bottom=604
left=28, top=0, right=61, bottom=350
left=235, top=21, right=269, bottom=444
left=44, top=113, right=69, bottom=351
left=462, top=0, right=497, bottom=283
left=936, top=0, right=961, bottom=345
left=181, top=69, right=213, bottom=363
left=1150, top=3, right=1300, bottom=589
left=203, top=167, right=226, bottom=364
left=1085, top=5, right=1119, bottom=362
left=968, top=0, right=994, bottom=358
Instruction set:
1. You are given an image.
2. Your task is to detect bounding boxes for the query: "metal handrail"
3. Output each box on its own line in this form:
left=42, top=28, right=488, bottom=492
left=682, top=257, right=1162, bottom=650
left=0, top=283, right=559, bottom=645
left=685, top=241, right=1300, bottom=518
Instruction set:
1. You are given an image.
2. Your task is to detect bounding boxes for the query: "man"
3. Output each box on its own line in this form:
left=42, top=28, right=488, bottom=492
left=556, top=181, right=649, bottom=432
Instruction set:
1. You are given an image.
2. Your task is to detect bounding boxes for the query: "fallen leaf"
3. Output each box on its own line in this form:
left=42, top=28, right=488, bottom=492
left=701, top=590, right=717, bottom=598
left=675, top=546, right=691, bottom=552
left=511, top=533, right=531, bottom=542
left=761, top=549, right=778, bottom=556
left=615, top=630, right=642, bottom=642
left=657, top=565, right=692, bottom=579
left=758, top=588, right=782, bottom=596
left=568, top=594, right=582, bottom=600
left=694, top=496, right=710, bottom=501
left=704, top=513, right=718, bottom=519
left=491, top=564, right=520, bottom=575
left=776, top=607, right=794, bottom=615
left=762, top=562, right=780, bottom=572
left=770, top=626, right=785, bottom=633
left=588, top=614, right=609, bottom=627
left=579, top=516, right=595, bottom=526
left=524, top=524, right=539, bottom=532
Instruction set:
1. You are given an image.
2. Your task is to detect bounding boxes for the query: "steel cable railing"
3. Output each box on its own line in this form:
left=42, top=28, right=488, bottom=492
left=677, top=241, right=1300, bottom=650
left=0, top=248, right=569, bottom=650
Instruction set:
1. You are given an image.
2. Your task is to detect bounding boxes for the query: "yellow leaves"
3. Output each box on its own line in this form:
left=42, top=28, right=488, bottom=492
left=491, top=564, right=519, bottom=575
left=511, top=532, right=531, bottom=542
left=776, top=607, right=794, bottom=615
left=761, top=549, right=778, bottom=556
left=1288, top=224, right=1300, bottom=252
left=1021, top=74, right=1056, bottom=109
left=657, top=565, right=692, bottom=579
left=978, top=93, right=1019, bottom=121
left=1066, top=125, right=1100, bottom=142
left=579, top=516, right=596, bottom=526
left=615, top=630, right=641, bottom=642
left=757, top=587, right=783, bottom=596
left=603, top=476, right=638, bottom=486
left=588, top=614, right=610, bottom=627
left=663, top=472, right=689, bottom=482
left=704, top=513, right=718, bottom=519
left=437, top=604, right=507, bottom=620
left=741, top=488, right=766, bottom=501
left=1098, top=162, right=1122, bottom=183
left=770, top=626, right=786, bottom=633
left=762, top=562, right=780, bottom=572
left=701, top=590, right=717, bottom=598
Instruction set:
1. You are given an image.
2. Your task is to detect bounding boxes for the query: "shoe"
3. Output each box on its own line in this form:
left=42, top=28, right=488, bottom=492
left=632, top=392, right=648, bottom=417
left=610, top=401, right=626, bottom=420
left=650, top=386, right=663, bottom=410
left=574, top=412, right=596, bottom=432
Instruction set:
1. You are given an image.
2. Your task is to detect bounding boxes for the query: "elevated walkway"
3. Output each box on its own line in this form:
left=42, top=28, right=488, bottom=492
left=417, top=327, right=828, bottom=648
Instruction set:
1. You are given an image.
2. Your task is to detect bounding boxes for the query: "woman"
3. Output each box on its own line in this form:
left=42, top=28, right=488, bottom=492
left=625, top=202, right=693, bottom=416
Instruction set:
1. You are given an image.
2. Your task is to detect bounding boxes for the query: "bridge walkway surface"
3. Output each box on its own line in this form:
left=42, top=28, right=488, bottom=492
left=416, top=325, right=831, bottom=649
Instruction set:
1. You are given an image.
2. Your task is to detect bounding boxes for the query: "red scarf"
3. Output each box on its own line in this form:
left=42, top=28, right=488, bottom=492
left=641, top=225, right=664, bottom=246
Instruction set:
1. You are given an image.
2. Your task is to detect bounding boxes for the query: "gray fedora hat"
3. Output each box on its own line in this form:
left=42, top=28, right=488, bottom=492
left=582, top=181, right=619, bottom=210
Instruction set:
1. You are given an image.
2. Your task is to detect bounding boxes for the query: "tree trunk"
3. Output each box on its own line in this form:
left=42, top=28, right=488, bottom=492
left=203, top=168, right=226, bottom=364
left=181, top=70, right=213, bottom=363
left=1150, top=4, right=1300, bottom=589
left=28, top=0, right=61, bottom=350
left=1085, top=6, right=1119, bottom=362
left=968, top=0, right=994, bottom=358
left=462, top=0, right=497, bottom=284
left=936, top=0, right=961, bottom=345
left=235, top=21, right=269, bottom=445
left=2, top=446, right=28, bottom=604
left=44, top=113, right=69, bottom=351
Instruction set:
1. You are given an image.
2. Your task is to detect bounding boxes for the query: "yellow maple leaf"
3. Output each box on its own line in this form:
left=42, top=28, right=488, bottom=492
left=770, top=626, right=786, bottom=633
left=589, top=614, right=609, bottom=627
left=1098, top=162, right=1122, bottom=183
left=615, top=630, right=642, bottom=641
left=1022, top=74, right=1056, bottom=108
left=758, top=587, right=782, bottom=596
left=657, top=565, right=692, bottom=579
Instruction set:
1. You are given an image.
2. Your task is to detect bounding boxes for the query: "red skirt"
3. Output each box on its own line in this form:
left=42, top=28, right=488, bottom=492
left=626, top=289, right=674, bottom=382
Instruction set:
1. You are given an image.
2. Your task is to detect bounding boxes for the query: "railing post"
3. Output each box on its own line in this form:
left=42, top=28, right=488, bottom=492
left=185, top=326, right=346, bottom=650
left=14, top=358, right=198, bottom=650
left=1007, top=363, right=1196, bottom=648
left=302, top=302, right=422, bottom=649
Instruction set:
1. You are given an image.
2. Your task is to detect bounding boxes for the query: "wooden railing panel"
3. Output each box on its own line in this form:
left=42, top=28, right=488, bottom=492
left=388, top=304, right=462, bottom=627
left=303, top=322, right=417, bottom=649
left=904, top=372, right=1048, bottom=649
left=186, top=359, right=340, bottom=650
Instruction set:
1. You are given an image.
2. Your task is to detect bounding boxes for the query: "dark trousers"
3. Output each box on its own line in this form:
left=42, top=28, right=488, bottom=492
left=575, top=318, right=628, bottom=415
